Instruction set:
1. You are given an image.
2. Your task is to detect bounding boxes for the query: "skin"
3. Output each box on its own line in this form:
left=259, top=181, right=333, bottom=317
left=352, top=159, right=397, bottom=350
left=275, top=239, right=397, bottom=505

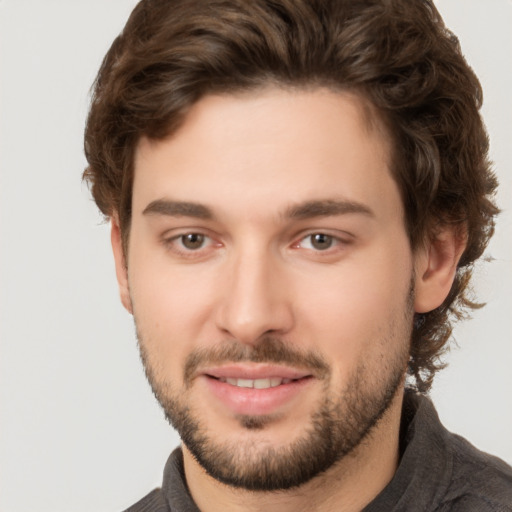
left=111, top=88, right=463, bottom=511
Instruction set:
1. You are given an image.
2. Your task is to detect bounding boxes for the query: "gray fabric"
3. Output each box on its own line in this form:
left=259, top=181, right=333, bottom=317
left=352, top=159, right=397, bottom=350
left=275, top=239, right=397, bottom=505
left=124, top=391, right=512, bottom=511
left=362, top=391, right=512, bottom=511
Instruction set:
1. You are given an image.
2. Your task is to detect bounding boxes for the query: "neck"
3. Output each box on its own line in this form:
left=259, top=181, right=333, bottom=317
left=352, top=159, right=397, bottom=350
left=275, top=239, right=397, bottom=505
left=183, top=388, right=404, bottom=512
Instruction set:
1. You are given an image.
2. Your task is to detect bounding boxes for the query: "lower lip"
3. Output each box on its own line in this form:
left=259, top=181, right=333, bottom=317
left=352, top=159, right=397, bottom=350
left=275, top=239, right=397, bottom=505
left=202, top=376, right=314, bottom=416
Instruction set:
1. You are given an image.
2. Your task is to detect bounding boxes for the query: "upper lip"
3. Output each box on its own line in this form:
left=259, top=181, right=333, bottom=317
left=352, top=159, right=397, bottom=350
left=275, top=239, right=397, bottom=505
left=201, top=364, right=312, bottom=381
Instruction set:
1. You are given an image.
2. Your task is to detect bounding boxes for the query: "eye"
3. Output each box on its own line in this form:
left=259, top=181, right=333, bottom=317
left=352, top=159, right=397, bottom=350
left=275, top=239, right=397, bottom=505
left=300, top=233, right=336, bottom=251
left=163, top=231, right=219, bottom=258
left=180, top=233, right=207, bottom=250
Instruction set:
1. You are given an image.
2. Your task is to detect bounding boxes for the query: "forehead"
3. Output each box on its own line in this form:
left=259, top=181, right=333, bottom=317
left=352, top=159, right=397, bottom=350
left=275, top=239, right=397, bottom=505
left=132, top=87, right=401, bottom=223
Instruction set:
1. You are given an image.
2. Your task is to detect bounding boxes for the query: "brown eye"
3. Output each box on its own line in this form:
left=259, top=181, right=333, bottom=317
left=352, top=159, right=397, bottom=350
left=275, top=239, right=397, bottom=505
left=181, top=233, right=205, bottom=250
left=309, top=233, right=334, bottom=250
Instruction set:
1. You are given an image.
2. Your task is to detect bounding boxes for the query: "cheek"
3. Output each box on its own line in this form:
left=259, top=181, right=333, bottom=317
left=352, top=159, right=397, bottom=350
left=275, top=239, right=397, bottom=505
left=127, top=253, right=216, bottom=365
left=295, top=241, right=413, bottom=365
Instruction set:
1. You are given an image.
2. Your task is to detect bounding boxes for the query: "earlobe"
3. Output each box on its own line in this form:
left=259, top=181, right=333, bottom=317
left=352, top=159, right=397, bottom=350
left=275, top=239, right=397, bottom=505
left=110, top=216, right=133, bottom=314
left=414, top=227, right=467, bottom=313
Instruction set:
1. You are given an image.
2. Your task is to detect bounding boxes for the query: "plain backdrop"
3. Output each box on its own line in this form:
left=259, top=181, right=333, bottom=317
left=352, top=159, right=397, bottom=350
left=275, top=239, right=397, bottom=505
left=1, top=1, right=511, bottom=511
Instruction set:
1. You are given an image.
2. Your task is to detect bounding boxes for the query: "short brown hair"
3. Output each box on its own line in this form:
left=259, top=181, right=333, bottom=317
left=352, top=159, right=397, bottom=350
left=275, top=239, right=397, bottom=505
left=83, top=0, right=498, bottom=392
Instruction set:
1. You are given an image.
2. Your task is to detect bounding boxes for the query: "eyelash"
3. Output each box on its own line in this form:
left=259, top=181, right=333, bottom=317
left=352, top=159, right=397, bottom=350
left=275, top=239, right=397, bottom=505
left=163, top=230, right=352, bottom=259
left=163, top=232, right=218, bottom=258
left=295, top=233, right=342, bottom=251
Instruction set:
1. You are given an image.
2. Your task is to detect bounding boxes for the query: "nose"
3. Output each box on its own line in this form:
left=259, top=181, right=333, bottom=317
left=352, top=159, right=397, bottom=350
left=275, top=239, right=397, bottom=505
left=214, top=249, right=295, bottom=345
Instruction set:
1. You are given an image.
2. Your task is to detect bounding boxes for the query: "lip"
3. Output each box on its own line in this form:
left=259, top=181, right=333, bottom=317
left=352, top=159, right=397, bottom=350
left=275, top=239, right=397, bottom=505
left=200, top=364, right=315, bottom=416
left=202, top=363, right=312, bottom=381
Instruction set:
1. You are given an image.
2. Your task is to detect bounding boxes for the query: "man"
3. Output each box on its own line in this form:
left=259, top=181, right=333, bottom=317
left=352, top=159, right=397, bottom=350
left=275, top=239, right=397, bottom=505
left=83, top=0, right=512, bottom=510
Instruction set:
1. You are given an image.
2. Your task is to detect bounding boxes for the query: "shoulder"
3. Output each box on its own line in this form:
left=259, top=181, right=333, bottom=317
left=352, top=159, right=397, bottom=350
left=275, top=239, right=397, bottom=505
left=123, top=488, right=169, bottom=512
left=437, top=433, right=512, bottom=511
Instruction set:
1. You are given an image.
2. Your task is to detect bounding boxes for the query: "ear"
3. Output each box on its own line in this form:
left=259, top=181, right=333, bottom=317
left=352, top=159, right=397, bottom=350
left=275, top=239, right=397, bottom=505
left=414, top=226, right=467, bottom=313
left=110, top=215, right=133, bottom=314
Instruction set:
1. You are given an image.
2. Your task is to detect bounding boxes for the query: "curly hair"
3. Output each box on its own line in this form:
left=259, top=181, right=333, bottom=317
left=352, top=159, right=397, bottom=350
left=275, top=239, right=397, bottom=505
left=83, top=0, right=499, bottom=392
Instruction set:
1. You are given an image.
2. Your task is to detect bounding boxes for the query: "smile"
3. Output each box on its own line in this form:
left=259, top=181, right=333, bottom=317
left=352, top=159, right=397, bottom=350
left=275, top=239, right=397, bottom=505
left=201, top=366, right=315, bottom=416
left=216, top=377, right=294, bottom=389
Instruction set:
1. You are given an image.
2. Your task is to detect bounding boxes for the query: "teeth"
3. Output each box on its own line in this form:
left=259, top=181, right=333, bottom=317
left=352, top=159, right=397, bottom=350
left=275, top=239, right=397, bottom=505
left=221, top=377, right=287, bottom=389
left=237, top=378, right=254, bottom=388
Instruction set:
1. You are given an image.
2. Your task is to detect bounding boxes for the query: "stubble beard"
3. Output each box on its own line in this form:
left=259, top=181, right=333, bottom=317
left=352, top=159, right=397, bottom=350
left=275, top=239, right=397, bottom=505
left=135, top=290, right=413, bottom=491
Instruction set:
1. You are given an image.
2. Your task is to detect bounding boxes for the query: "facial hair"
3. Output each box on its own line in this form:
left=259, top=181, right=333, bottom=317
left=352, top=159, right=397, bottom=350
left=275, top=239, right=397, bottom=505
left=135, top=281, right=414, bottom=492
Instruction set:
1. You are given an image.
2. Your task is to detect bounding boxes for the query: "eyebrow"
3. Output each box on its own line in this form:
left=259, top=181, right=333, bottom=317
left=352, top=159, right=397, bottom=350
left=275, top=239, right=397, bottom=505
left=284, top=199, right=374, bottom=220
left=142, top=198, right=374, bottom=221
left=143, top=200, right=213, bottom=219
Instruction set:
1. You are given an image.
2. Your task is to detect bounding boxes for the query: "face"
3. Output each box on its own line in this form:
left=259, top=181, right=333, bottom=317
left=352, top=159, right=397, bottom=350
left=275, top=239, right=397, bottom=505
left=118, top=88, right=418, bottom=490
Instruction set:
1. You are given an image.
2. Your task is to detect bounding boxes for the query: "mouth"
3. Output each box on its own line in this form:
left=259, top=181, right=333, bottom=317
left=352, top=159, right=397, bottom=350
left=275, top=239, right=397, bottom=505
left=199, top=364, right=315, bottom=416
left=202, top=363, right=313, bottom=386
left=209, top=376, right=308, bottom=389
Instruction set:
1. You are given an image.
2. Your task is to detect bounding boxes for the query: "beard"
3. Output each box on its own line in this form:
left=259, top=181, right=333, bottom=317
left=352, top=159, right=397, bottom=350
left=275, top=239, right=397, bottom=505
left=135, top=287, right=413, bottom=492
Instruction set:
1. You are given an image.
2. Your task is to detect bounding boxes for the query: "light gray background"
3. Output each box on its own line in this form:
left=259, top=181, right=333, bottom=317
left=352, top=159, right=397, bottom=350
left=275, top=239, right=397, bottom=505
left=1, top=1, right=511, bottom=511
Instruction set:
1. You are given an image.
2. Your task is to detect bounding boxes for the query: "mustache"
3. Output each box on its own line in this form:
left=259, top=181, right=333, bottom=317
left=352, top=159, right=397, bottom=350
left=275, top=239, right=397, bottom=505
left=183, top=337, right=330, bottom=386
